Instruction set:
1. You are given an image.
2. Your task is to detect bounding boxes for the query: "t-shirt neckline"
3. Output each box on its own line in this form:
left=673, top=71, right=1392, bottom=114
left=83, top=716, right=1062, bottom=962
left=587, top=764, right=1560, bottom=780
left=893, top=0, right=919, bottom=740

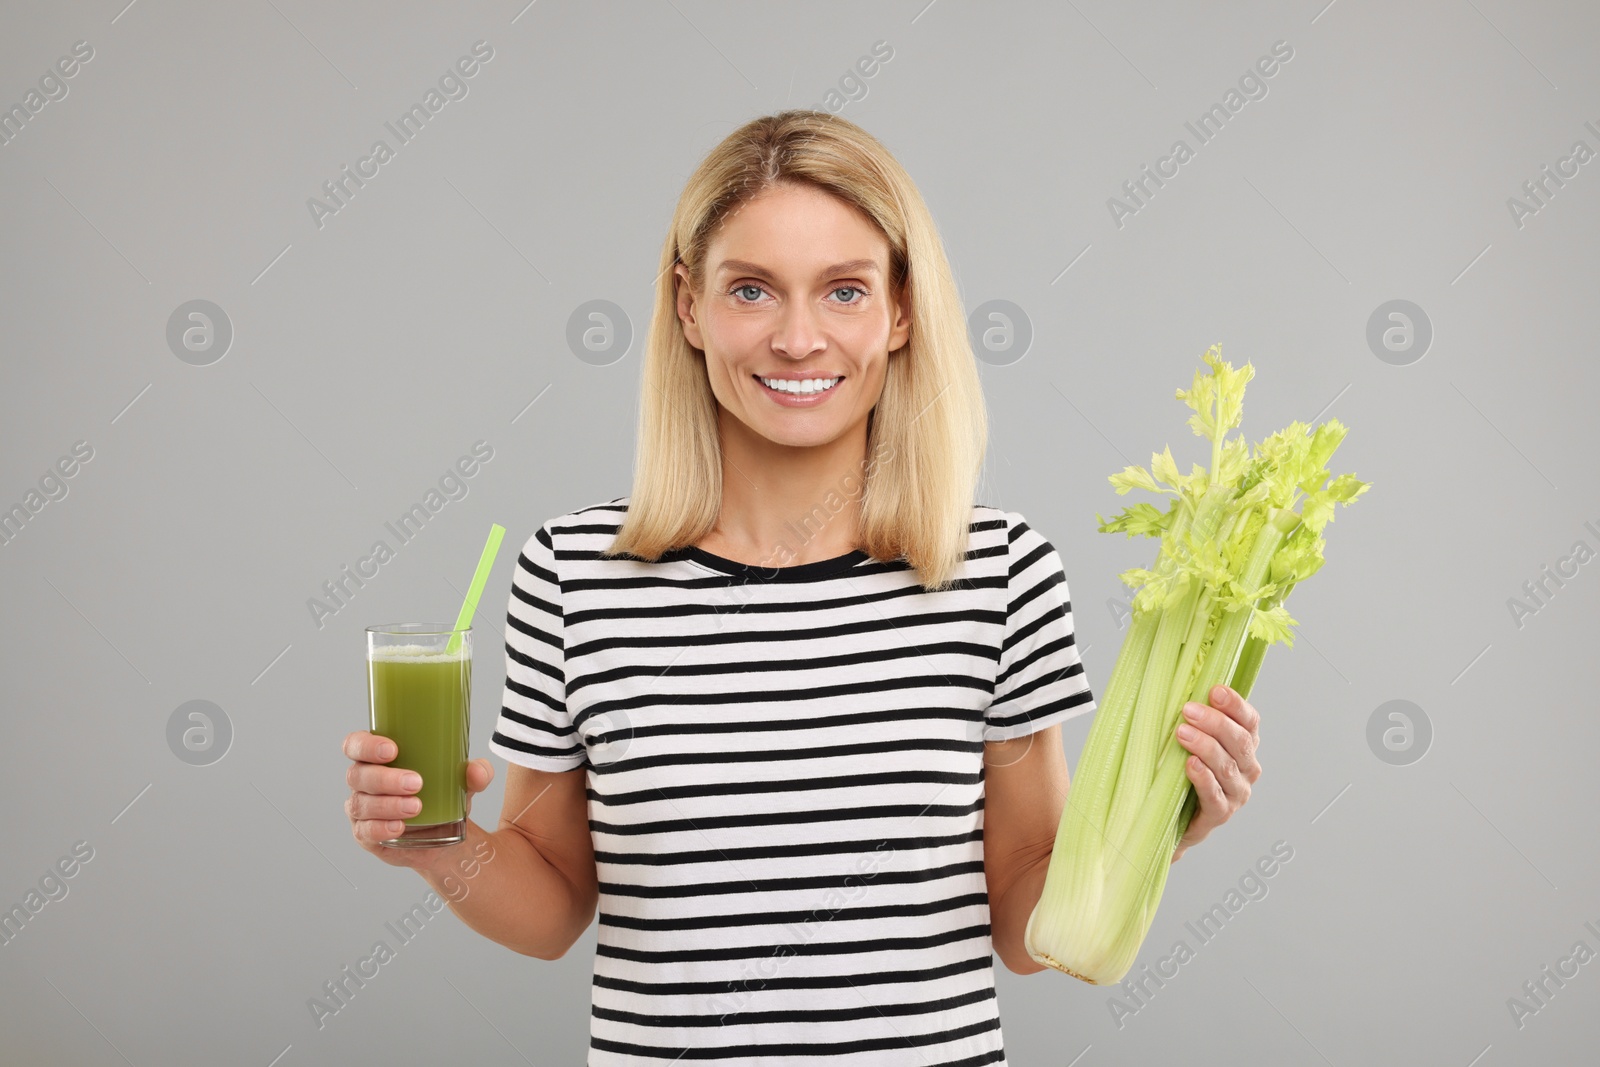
left=678, top=545, right=870, bottom=581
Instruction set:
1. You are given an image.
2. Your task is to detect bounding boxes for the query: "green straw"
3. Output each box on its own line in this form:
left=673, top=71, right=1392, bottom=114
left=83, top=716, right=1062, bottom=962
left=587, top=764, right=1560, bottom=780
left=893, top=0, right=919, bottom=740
left=445, top=523, right=505, bottom=655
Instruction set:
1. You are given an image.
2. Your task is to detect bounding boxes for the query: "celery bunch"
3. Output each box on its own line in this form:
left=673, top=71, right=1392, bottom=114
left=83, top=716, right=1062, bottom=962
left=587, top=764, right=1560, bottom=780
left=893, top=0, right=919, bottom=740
left=1023, top=345, right=1368, bottom=985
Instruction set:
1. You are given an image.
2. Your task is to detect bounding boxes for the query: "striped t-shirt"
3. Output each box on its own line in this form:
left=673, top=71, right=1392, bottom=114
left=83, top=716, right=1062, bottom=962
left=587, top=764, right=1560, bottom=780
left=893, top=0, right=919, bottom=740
left=489, top=497, right=1097, bottom=1065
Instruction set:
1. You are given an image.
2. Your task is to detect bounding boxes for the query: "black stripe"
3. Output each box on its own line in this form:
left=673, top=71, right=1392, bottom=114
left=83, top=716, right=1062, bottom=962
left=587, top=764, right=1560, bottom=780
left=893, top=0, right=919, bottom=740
left=504, top=609, right=559, bottom=649
left=1000, top=595, right=1067, bottom=656
left=593, top=984, right=996, bottom=1026
left=995, top=632, right=1078, bottom=689
left=591, top=952, right=993, bottom=995
left=600, top=892, right=989, bottom=933
left=564, top=607, right=1003, bottom=660
left=504, top=639, right=563, bottom=684
left=515, top=545, right=561, bottom=589
left=598, top=860, right=986, bottom=900
left=1007, top=565, right=1063, bottom=620
left=593, top=828, right=983, bottom=866
left=496, top=703, right=568, bottom=736
left=996, top=656, right=1087, bottom=706
left=596, top=922, right=991, bottom=962
left=508, top=577, right=560, bottom=616
left=594, top=737, right=981, bottom=778
left=1009, top=537, right=1053, bottom=580
left=590, top=1015, right=1001, bottom=1060
left=586, top=704, right=979, bottom=747
left=488, top=730, right=582, bottom=762
left=571, top=669, right=995, bottom=732
left=986, top=686, right=1095, bottom=730
left=554, top=512, right=1003, bottom=536
left=500, top=680, right=562, bottom=716
left=592, top=767, right=980, bottom=807
left=569, top=639, right=998, bottom=695
left=589, top=798, right=982, bottom=837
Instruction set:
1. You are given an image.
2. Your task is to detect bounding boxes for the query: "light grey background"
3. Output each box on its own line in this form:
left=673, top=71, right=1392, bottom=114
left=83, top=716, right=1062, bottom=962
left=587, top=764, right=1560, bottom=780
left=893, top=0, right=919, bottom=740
left=3, top=1, right=1597, bottom=1064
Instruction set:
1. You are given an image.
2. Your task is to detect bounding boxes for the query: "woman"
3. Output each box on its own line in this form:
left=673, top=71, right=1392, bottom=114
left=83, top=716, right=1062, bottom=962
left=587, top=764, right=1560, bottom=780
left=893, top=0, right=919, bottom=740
left=343, top=110, right=1262, bottom=1063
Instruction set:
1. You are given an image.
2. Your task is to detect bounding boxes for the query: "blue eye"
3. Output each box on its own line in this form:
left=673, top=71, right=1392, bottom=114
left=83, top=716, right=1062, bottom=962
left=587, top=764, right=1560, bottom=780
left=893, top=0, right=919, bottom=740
left=728, top=283, right=868, bottom=305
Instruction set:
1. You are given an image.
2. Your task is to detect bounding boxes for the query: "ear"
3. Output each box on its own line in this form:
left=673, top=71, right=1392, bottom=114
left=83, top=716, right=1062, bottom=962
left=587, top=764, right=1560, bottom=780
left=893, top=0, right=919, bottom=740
left=674, top=263, right=704, bottom=350
left=888, top=279, right=911, bottom=353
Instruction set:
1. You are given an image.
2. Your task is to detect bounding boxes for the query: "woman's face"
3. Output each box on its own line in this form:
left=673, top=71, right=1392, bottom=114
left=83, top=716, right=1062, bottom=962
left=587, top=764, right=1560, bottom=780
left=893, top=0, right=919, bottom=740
left=675, top=181, right=910, bottom=451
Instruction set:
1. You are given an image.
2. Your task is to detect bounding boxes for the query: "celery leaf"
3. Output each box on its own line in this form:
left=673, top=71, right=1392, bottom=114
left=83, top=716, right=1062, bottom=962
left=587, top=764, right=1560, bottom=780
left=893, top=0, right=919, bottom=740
left=1248, top=603, right=1298, bottom=647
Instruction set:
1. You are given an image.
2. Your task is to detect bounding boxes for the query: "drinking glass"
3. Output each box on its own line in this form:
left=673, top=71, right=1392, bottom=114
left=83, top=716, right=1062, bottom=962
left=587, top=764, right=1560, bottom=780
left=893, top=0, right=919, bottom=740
left=365, top=623, right=471, bottom=847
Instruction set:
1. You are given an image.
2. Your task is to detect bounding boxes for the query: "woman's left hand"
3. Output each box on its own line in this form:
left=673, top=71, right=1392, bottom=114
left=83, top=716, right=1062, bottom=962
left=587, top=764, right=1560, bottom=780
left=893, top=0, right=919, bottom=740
left=1171, top=684, right=1261, bottom=862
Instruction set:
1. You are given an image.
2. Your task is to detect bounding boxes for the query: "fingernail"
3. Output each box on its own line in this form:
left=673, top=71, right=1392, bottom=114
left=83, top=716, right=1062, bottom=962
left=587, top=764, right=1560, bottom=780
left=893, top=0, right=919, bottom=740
left=382, top=744, right=397, bottom=759
left=1177, top=724, right=1197, bottom=742
left=1182, top=703, right=1203, bottom=721
left=1213, top=685, right=1231, bottom=702
left=403, top=773, right=422, bottom=791
left=403, top=798, right=422, bottom=815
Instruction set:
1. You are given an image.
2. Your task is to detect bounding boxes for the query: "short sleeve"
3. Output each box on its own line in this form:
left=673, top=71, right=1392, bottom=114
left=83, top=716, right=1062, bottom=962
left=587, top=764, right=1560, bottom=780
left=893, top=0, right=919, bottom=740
left=488, top=522, right=586, bottom=771
left=984, top=510, right=1097, bottom=741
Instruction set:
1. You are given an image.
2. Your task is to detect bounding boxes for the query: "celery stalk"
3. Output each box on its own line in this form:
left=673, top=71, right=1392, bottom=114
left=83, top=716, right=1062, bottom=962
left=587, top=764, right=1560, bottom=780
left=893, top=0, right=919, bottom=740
left=1023, top=346, right=1368, bottom=985
left=1227, top=634, right=1268, bottom=702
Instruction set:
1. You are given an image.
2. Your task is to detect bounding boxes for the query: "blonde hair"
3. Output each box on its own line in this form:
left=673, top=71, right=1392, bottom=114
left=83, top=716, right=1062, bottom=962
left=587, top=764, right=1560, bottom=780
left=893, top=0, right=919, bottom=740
left=601, top=109, right=988, bottom=591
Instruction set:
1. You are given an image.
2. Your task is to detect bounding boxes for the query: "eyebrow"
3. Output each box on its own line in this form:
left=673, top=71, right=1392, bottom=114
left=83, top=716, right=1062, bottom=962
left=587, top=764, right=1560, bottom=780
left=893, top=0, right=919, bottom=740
left=714, top=258, right=882, bottom=280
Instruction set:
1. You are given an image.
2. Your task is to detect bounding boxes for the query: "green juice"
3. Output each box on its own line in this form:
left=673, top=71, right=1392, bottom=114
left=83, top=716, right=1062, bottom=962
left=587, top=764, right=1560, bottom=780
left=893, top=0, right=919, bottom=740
left=368, top=645, right=470, bottom=828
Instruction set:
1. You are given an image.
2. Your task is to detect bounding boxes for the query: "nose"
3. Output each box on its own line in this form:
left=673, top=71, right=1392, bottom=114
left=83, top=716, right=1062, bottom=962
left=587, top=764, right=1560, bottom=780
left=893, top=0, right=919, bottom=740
left=771, top=300, right=826, bottom=359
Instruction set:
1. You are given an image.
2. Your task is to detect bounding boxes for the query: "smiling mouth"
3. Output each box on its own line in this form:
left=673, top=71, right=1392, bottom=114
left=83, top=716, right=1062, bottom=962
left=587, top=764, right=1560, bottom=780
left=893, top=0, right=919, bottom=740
left=753, top=374, right=845, bottom=396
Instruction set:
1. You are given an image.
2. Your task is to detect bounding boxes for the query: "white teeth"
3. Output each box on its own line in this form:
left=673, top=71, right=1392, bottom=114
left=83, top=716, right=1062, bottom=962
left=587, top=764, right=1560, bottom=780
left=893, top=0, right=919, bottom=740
left=759, top=376, right=840, bottom=394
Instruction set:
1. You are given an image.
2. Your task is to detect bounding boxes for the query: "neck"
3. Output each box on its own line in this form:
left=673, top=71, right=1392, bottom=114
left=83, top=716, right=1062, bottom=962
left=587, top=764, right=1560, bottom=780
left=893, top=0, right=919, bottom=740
left=707, top=409, right=871, bottom=566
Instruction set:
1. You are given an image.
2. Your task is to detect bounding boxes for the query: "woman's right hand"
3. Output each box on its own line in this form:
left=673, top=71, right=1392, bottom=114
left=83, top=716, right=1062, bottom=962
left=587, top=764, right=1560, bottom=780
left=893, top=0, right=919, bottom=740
left=343, top=730, right=494, bottom=870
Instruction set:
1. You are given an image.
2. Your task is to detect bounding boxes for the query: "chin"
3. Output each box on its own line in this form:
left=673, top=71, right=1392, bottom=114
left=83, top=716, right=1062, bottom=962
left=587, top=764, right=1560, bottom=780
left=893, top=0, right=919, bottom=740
left=757, top=425, right=840, bottom=449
